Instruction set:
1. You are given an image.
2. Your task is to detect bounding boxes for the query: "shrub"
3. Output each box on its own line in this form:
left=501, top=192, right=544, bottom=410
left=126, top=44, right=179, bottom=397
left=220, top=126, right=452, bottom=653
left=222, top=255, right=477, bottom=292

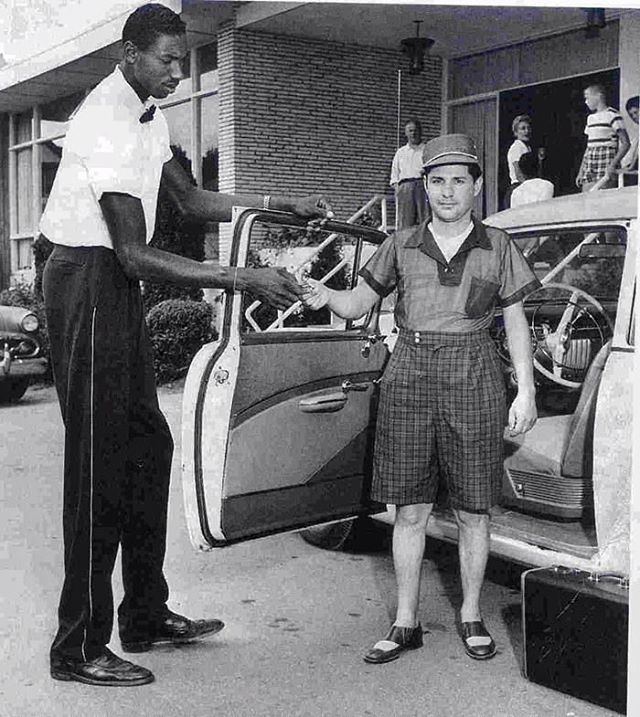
left=0, top=281, right=52, bottom=382
left=146, top=299, right=216, bottom=384
left=142, top=144, right=207, bottom=313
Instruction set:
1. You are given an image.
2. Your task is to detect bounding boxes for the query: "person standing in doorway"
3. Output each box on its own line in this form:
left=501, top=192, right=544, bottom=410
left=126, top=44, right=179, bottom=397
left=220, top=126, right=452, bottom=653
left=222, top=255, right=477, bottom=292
left=504, top=114, right=533, bottom=209
left=390, top=118, right=429, bottom=229
left=41, top=3, right=332, bottom=688
left=576, top=84, right=629, bottom=192
left=622, top=95, right=639, bottom=187
left=302, top=133, right=538, bottom=665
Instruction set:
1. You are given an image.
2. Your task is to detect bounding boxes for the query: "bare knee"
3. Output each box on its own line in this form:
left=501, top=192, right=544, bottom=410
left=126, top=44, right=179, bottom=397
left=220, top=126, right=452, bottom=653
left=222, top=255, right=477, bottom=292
left=395, top=503, right=432, bottom=532
left=453, top=509, right=489, bottom=532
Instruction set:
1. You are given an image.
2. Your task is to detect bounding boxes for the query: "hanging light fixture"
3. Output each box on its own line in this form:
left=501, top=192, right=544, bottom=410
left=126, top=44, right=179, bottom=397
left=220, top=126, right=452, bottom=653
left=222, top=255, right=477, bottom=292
left=400, top=20, right=434, bottom=75
left=585, top=8, right=606, bottom=38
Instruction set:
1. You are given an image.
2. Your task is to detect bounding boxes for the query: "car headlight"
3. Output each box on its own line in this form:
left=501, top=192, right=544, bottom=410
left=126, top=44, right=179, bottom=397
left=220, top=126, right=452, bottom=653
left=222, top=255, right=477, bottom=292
left=21, top=313, right=39, bottom=333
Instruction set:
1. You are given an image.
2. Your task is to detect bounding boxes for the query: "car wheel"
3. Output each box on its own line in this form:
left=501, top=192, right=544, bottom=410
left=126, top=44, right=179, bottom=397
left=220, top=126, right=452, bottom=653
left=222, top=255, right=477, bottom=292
left=299, top=517, right=388, bottom=552
left=0, top=378, right=30, bottom=403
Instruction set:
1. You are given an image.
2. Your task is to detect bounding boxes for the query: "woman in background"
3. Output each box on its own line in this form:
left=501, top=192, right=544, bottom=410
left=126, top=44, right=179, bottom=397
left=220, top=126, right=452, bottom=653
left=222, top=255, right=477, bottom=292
left=504, top=114, right=532, bottom=208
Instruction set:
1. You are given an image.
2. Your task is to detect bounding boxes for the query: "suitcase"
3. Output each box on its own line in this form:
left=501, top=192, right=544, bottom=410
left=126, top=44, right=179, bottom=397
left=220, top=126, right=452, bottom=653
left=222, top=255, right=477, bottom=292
left=522, top=566, right=629, bottom=714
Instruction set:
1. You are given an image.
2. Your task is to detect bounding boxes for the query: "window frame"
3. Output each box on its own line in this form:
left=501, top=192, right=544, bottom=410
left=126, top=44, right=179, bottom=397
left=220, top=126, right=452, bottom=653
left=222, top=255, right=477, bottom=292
left=6, top=43, right=218, bottom=280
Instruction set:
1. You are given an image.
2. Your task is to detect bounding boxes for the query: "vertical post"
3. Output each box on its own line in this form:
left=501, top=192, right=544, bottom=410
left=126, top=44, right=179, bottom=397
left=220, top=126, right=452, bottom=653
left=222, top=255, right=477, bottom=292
left=190, top=47, right=202, bottom=187
left=380, top=196, right=388, bottom=234
left=8, top=114, right=17, bottom=275
left=396, top=69, right=402, bottom=149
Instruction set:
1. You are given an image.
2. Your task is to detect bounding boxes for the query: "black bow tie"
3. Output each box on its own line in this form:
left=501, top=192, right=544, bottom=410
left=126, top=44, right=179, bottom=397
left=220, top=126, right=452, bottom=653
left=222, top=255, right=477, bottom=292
left=139, top=105, right=156, bottom=123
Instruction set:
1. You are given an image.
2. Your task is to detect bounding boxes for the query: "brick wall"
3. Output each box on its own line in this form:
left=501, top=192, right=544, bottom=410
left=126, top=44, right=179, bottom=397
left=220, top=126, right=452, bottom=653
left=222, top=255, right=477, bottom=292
left=217, top=25, right=442, bottom=260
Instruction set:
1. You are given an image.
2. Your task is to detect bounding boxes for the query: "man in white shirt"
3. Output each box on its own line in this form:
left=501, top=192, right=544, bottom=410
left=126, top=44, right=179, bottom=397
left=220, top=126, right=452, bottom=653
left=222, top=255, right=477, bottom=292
left=390, top=118, right=429, bottom=229
left=42, top=3, right=332, bottom=688
left=510, top=152, right=555, bottom=207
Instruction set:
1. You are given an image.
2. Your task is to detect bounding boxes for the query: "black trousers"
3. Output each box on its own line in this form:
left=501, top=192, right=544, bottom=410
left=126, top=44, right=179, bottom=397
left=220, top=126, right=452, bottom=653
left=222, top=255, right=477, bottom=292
left=43, top=245, right=174, bottom=661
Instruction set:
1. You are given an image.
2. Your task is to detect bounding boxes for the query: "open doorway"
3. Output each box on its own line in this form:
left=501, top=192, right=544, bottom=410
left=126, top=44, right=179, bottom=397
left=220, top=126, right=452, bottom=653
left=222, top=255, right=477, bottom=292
left=498, top=68, right=620, bottom=206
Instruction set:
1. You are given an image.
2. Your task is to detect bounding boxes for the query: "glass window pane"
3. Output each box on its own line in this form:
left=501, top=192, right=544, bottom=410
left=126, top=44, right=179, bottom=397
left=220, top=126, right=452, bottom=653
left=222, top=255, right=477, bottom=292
left=16, top=148, right=33, bottom=234
left=201, top=93, right=218, bottom=191
left=16, top=111, right=32, bottom=144
left=242, top=220, right=357, bottom=333
left=162, top=101, right=194, bottom=177
left=40, top=90, right=85, bottom=139
left=199, top=42, right=218, bottom=92
left=42, top=138, right=64, bottom=212
left=17, top=238, right=33, bottom=270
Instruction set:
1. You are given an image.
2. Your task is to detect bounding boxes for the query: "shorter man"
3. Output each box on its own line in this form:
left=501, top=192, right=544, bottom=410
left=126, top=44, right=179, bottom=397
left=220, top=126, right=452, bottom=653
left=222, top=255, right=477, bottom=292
left=622, top=95, right=639, bottom=187
left=510, top=152, right=554, bottom=207
left=303, top=134, right=539, bottom=665
left=390, top=118, right=429, bottom=229
left=576, top=84, right=629, bottom=192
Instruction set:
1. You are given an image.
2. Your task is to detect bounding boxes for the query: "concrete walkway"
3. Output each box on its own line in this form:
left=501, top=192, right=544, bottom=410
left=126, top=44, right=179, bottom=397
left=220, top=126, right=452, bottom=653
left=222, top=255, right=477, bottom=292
left=0, top=383, right=618, bottom=717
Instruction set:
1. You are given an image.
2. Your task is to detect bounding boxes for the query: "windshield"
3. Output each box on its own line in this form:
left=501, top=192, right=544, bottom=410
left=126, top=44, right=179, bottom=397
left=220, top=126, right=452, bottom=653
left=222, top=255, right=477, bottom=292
left=513, top=227, right=627, bottom=301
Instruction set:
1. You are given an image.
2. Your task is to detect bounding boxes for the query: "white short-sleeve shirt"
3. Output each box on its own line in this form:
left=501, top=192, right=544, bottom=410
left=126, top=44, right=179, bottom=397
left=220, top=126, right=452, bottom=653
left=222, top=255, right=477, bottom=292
left=390, top=143, right=426, bottom=185
left=506, top=139, right=530, bottom=184
left=510, top=178, right=555, bottom=207
left=40, top=66, right=172, bottom=249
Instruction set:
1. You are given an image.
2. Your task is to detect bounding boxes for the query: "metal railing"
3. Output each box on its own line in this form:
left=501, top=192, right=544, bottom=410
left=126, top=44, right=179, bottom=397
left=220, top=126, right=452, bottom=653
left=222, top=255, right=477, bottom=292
left=244, top=194, right=389, bottom=332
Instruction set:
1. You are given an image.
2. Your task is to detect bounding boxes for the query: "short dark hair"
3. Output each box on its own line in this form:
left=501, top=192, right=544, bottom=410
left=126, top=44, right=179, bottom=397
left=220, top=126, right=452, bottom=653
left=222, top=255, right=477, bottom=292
left=424, top=163, right=482, bottom=181
left=405, top=117, right=422, bottom=134
left=626, top=95, right=640, bottom=113
left=122, top=3, right=186, bottom=51
left=517, top=152, right=538, bottom=179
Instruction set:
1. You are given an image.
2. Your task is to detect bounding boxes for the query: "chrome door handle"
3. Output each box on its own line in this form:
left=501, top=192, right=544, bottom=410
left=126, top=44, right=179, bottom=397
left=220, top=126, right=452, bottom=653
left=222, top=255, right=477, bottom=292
left=299, top=391, right=348, bottom=413
left=341, top=380, right=369, bottom=392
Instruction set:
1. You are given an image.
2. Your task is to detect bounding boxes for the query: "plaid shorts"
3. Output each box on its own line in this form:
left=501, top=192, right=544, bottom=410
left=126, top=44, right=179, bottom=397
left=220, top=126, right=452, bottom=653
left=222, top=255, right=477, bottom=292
left=581, top=145, right=617, bottom=183
left=371, top=329, right=507, bottom=512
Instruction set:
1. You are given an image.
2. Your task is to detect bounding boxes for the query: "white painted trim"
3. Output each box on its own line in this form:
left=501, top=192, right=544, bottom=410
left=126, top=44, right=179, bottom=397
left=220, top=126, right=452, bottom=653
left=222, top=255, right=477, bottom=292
left=181, top=208, right=249, bottom=549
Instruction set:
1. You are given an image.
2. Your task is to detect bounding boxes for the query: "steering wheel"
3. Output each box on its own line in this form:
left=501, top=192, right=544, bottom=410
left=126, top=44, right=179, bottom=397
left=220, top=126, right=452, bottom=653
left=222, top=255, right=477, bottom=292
left=526, top=282, right=612, bottom=389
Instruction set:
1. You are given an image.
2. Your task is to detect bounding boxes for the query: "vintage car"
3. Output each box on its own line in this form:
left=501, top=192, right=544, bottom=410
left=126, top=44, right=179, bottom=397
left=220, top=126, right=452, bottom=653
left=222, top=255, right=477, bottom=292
left=181, top=187, right=636, bottom=577
left=0, top=303, right=48, bottom=402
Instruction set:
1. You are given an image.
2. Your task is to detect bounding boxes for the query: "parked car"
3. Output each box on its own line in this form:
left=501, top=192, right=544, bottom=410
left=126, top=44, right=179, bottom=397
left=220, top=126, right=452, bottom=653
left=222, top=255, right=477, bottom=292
left=181, top=188, right=636, bottom=577
left=0, top=304, right=48, bottom=402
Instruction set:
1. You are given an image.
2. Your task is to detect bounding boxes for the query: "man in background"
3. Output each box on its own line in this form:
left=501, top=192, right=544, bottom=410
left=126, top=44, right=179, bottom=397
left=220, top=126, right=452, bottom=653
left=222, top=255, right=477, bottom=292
left=390, top=118, right=429, bottom=228
left=510, top=152, right=554, bottom=207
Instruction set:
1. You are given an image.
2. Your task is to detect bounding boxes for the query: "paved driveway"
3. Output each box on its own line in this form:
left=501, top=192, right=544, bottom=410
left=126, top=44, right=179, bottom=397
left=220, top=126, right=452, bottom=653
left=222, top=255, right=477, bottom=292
left=0, top=383, right=619, bottom=717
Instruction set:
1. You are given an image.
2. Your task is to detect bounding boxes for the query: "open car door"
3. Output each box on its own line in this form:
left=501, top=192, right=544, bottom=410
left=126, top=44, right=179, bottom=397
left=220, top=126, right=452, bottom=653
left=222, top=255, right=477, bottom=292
left=182, top=209, right=389, bottom=549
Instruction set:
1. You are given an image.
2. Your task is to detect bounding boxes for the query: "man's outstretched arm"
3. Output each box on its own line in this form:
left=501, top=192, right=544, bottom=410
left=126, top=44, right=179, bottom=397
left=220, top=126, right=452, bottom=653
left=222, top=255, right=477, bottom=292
left=99, top=192, right=303, bottom=310
left=161, top=157, right=332, bottom=223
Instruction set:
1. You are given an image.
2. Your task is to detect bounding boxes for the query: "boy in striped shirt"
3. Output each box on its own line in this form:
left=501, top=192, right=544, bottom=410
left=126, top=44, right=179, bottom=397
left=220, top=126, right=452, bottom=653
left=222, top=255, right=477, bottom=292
left=576, top=84, right=630, bottom=192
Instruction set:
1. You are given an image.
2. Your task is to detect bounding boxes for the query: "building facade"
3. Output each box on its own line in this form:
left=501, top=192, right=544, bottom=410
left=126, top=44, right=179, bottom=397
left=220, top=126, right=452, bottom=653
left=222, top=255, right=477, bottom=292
left=0, top=2, right=637, bottom=289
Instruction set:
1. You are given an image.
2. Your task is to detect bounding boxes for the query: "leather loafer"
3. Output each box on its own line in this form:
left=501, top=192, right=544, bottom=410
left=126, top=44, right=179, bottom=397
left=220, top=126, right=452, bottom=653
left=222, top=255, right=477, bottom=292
left=460, top=620, right=496, bottom=660
left=50, top=647, right=154, bottom=686
left=120, top=610, right=225, bottom=653
left=363, top=623, right=423, bottom=664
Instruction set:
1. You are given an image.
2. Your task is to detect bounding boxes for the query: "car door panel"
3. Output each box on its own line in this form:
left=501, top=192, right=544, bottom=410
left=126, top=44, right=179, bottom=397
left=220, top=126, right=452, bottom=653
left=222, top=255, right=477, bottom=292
left=182, top=210, right=388, bottom=549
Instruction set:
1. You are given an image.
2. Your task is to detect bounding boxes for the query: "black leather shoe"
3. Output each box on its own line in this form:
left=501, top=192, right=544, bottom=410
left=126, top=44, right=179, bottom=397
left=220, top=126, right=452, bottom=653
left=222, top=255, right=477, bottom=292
left=50, top=648, right=154, bottom=686
left=460, top=620, right=497, bottom=660
left=363, top=623, right=423, bottom=664
left=120, top=610, right=225, bottom=653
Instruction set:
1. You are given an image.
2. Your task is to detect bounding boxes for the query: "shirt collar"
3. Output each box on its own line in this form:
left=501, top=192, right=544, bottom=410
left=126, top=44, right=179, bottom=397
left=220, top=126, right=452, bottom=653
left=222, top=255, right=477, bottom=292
left=111, top=65, right=156, bottom=121
left=404, top=215, right=492, bottom=264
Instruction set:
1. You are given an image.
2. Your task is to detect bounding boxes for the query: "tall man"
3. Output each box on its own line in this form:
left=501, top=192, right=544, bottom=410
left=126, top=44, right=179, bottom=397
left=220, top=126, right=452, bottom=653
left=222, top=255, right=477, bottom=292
left=40, top=3, right=331, bottom=687
left=576, top=84, right=630, bottom=192
left=303, top=134, right=538, bottom=664
left=390, top=118, right=429, bottom=229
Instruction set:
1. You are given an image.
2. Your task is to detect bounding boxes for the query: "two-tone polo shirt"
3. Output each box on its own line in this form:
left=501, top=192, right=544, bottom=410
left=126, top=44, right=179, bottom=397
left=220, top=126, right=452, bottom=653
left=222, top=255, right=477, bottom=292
left=585, top=107, right=626, bottom=149
left=359, top=216, right=541, bottom=332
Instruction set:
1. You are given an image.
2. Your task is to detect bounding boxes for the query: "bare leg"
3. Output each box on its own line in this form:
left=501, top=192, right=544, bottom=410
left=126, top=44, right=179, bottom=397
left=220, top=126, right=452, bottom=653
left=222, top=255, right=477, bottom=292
left=454, top=509, right=490, bottom=623
left=393, top=503, right=433, bottom=627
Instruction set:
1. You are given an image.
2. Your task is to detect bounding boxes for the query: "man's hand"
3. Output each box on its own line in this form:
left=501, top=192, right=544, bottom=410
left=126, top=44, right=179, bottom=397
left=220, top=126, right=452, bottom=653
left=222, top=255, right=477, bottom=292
left=290, top=195, right=334, bottom=220
left=507, top=390, right=537, bottom=436
left=237, top=267, right=304, bottom=310
left=300, top=277, right=330, bottom=311
left=575, top=174, right=583, bottom=189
